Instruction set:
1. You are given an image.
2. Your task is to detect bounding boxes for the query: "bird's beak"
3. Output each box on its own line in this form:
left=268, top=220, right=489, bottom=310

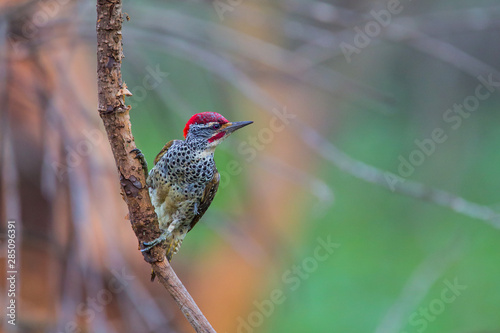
left=223, top=121, right=253, bottom=133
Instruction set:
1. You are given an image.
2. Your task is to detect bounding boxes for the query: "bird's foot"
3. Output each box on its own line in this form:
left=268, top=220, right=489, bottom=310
left=141, top=231, right=170, bottom=252
left=130, top=148, right=148, bottom=179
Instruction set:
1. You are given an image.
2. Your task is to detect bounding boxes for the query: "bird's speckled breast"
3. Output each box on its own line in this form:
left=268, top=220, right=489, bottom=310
left=147, top=140, right=216, bottom=231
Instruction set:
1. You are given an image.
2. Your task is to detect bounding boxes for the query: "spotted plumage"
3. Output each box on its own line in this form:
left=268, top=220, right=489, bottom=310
left=140, top=112, right=253, bottom=269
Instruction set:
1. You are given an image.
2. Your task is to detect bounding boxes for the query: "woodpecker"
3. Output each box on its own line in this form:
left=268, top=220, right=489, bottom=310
left=136, top=112, right=252, bottom=264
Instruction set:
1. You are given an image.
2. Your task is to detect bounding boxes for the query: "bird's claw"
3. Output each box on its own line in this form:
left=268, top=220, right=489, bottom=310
left=140, top=232, right=169, bottom=252
left=141, top=240, right=159, bottom=252
left=130, top=148, right=148, bottom=179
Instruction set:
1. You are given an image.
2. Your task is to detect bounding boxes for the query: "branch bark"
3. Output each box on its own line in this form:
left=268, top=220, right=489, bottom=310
left=96, top=1, right=216, bottom=332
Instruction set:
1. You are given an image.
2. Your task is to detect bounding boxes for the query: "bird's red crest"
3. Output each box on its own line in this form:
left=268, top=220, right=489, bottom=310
left=183, top=112, right=229, bottom=138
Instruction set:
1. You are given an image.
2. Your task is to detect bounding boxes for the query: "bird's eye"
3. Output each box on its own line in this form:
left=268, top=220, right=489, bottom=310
left=212, top=123, right=221, bottom=130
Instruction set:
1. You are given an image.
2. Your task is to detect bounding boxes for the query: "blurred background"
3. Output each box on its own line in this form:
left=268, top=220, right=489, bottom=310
left=2, top=0, right=500, bottom=332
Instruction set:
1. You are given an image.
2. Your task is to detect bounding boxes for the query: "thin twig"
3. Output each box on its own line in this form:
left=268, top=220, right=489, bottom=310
left=95, top=1, right=215, bottom=332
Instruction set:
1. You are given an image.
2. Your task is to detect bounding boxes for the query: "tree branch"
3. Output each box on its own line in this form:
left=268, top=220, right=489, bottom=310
left=96, top=1, right=216, bottom=332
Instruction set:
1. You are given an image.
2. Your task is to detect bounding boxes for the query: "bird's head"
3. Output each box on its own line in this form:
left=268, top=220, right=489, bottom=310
left=183, top=112, right=253, bottom=148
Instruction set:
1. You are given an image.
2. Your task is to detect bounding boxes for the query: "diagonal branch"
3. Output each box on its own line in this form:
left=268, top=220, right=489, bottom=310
left=96, top=1, right=215, bottom=332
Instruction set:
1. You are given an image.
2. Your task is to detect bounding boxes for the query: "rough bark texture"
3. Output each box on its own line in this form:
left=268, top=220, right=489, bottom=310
left=96, top=1, right=216, bottom=332
left=96, top=0, right=162, bottom=260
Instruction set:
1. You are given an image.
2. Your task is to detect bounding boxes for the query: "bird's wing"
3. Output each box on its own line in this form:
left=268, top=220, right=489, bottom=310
left=189, top=170, right=220, bottom=231
left=148, top=140, right=178, bottom=189
left=153, top=140, right=177, bottom=165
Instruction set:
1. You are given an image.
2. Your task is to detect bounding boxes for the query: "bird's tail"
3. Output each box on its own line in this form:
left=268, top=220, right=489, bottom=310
left=165, top=239, right=176, bottom=262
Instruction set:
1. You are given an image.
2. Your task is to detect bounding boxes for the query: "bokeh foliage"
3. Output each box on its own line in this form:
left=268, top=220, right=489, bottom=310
left=123, top=0, right=500, bottom=332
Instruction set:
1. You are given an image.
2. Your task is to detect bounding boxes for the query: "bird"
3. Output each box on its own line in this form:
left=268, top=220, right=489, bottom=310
left=134, top=112, right=253, bottom=267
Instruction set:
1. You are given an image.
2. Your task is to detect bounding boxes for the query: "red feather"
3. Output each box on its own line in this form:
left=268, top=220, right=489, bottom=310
left=183, top=112, right=229, bottom=138
left=208, top=132, right=226, bottom=143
